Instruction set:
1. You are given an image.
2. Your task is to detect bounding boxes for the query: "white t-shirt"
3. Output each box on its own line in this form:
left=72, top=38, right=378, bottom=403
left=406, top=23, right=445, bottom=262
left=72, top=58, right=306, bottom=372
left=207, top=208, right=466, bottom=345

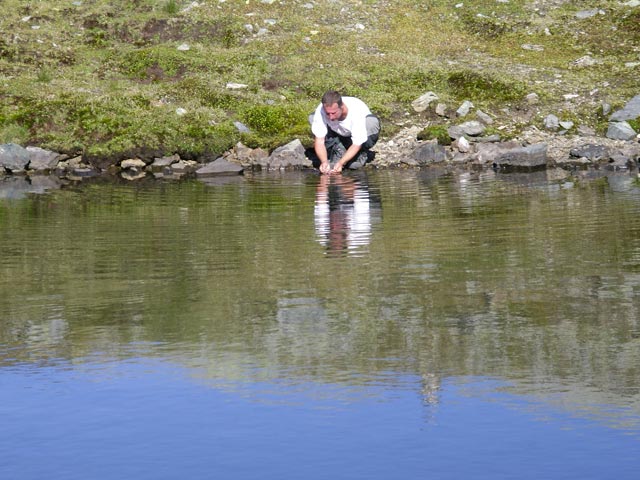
left=311, top=96, right=372, bottom=146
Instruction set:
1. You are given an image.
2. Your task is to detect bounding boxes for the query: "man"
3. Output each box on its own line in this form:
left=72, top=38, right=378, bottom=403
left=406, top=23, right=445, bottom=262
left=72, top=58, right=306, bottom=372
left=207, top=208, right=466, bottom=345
left=309, top=90, right=381, bottom=174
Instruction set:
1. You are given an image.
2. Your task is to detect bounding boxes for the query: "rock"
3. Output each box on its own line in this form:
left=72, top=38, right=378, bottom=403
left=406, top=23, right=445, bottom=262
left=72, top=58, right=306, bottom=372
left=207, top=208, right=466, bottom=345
left=474, top=134, right=501, bottom=143
left=411, top=92, right=439, bottom=112
left=230, top=142, right=269, bottom=167
left=609, top=94, right=640, bottom=122
left=493, top=143, right=548, bottom=170
left=473, top=141, right=521, bottom=166
left=151, top=154, right=180, bottom=171
left=522, top=44, right=544, bottom=51
left=606, top=122, right=637, bottom=141
left=71, top=167, right=98, bottom=178
left=456, top=100, right=474, bottom=117
left=544, top=114, right=559, bottom=131
left=455, top=136, right=471, bottom=153
left=171, top=160, right=198, bottom=174
left=569, top=144, right=610, bottom=161
left=476, top=110, right=494, bottom=125
left=525, top=93, right=539, bottom=105
left=26, top=146, right=62, bottom=172
left=559, top=121, right=574, bottom=130
left=59, top=156, right=84, bottom=171
left=571, top=55, right=598, bottom=68
left=196, top=158, right=244, bottom=177
left=267, top=139, right=311, bottom=169
left=575, top=9, right=604, bottom=20
left=234, top=121, right=251, bottom=133
left=457, top=120, right=486, bottom=136
left=447, top=125, right=465, bottom=140
left=412, top=143, right=447, bottom=165
left=435, top=103, right=447, bottom=117
left=0, top=143, right=30, bottom=173
left=121, top=158, right=146, bottom=170
left=577, top=125, right=596, bottom=136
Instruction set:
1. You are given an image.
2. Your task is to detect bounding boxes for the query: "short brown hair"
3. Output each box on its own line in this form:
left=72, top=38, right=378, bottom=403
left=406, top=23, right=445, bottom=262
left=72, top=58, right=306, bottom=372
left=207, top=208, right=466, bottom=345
left=321, top=90, right=343, bottom=107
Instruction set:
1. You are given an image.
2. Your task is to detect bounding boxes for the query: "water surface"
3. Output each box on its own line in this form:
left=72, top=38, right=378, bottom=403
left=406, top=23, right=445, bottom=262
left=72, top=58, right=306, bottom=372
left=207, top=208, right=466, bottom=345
left=1, top=169, right=639, bottom=479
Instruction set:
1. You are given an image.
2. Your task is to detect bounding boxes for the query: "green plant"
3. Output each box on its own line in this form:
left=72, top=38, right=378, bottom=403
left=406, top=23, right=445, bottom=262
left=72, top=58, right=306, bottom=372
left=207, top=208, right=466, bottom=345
left=162, top=0, right=179, bottom=15
left=417, top=125, right=451, bottom=146
left=447, top=70, right=526, bottom=104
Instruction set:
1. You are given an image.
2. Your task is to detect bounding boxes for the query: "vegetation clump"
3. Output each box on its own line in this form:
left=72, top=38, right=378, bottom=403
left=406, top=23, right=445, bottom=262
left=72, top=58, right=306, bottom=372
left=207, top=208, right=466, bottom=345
left=417, top=125, right=452, bottom=146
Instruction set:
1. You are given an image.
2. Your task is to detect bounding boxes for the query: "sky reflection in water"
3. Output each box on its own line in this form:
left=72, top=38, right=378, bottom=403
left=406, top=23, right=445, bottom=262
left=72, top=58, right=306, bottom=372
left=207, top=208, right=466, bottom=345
left=1, top=356, right=638, bottom=480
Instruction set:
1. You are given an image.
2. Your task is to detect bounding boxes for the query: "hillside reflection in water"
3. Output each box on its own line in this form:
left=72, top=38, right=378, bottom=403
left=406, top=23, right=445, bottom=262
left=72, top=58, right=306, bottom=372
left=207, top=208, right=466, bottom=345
left=1, top=169, right=639, bottom=479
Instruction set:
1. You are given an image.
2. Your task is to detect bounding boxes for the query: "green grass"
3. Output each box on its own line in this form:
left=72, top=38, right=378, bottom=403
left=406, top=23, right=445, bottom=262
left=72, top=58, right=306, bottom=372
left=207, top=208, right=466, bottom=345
left=0, top=0, right=637, bottom=160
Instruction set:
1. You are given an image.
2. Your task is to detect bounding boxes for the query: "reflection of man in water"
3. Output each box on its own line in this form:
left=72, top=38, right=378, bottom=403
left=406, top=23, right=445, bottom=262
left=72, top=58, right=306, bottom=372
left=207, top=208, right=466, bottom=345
left=314, top=174, right=373, bottom=256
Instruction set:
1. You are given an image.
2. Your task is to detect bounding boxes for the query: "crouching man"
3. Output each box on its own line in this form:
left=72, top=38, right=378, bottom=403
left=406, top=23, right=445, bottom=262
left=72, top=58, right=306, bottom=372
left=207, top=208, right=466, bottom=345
left=309, top=90, right=381, bottom=174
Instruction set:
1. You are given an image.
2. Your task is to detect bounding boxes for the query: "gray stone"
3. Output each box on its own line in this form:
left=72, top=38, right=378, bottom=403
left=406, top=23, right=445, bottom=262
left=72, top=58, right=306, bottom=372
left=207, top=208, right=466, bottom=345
left=458, top=120, right=486, bottom=136
left=569, top=144, right=610, bottom=161
left=455, top=136, right=471, bottom=153
left=473, top=134, right=501, bottom=143
left=413, top=143, right=447, bottom=165
left=456, top=100, right=474, bottom=117
left=234, top=121, right=251, bottom=133
left=267, top=139, right=311, bottom=169
left=232, top=142, right=269, bottom=167
left=577, top=125, right=596, bottom=136
left=0, top=143, right=30, bottom=173
left=476, top=110, right=494, bottom=125
left=196, top=158, right=244, bottom=177
left=447, top=125, right=465, bottom=140
left=171, top=160, right=198, bottom=174
left=609, top=94, right=640, bottom=122
left=473, top=141, right=521, bottom=165
left=575, top=9, right=602, bottom=19
left=608, top=153, right=632, bottom=170
left=411, top=92, right=439, bottom=112
left=493, top=143, right=548, bottom=170
left=435, top=103, right=447, bottom=117
left=544, top=114, right=559, bottom=131
left=525, top=93, right=539, bottom=105
left=26, top=146, right=61, bottom=171
left=121, top=158, right=146, bottom=170
left=71, top=167, right=98, bottom=177
left=151, top=154, right=180, bottom=171
left=606, top=122, right=637, bottom=141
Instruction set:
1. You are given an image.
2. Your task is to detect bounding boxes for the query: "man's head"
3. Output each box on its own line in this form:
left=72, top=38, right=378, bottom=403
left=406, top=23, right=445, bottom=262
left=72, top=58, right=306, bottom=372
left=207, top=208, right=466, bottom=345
left=322, top=90, right=347, bottom=121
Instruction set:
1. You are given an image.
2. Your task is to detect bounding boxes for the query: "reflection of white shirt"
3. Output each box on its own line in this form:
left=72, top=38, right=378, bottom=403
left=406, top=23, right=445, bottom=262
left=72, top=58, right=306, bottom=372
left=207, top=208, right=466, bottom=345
left=311, top=97, right=372, bottom=145
left=314, top=186, right=371, bottom=251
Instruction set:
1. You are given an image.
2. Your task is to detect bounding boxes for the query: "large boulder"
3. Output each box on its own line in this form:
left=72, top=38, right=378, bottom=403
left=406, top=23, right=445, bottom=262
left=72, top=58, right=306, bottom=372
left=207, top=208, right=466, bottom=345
left=27, top=146, right=62, bottom=172
left=196, top=158, right=243, bottom=177
left=569, top=144, right=610, bottom=161
left=609, top=94, right=640, bottom=122
left=492, top=143, right=548, bottom=170
left=267, top=139, right=311, bottom=169
left=0, top=143, right=30, bottom=173
left=606, top=122, right=637, bottom=141
left=413, top=143, right=447, bottom=165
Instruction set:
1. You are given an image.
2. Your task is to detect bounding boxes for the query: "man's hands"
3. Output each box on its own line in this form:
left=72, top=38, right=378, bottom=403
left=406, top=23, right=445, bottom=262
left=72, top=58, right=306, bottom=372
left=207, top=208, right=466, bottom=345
left=320, top=161, right=344, bottom=175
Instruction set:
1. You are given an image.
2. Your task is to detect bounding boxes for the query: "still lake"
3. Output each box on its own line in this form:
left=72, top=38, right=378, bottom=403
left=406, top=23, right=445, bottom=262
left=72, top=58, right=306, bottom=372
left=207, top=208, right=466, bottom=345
left=1, top=168, right=640, bottom=479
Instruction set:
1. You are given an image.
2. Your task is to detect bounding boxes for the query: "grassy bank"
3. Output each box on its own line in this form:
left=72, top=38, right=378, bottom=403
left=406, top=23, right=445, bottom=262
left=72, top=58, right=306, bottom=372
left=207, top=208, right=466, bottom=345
left=1, top=0, right=638, bottom=163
